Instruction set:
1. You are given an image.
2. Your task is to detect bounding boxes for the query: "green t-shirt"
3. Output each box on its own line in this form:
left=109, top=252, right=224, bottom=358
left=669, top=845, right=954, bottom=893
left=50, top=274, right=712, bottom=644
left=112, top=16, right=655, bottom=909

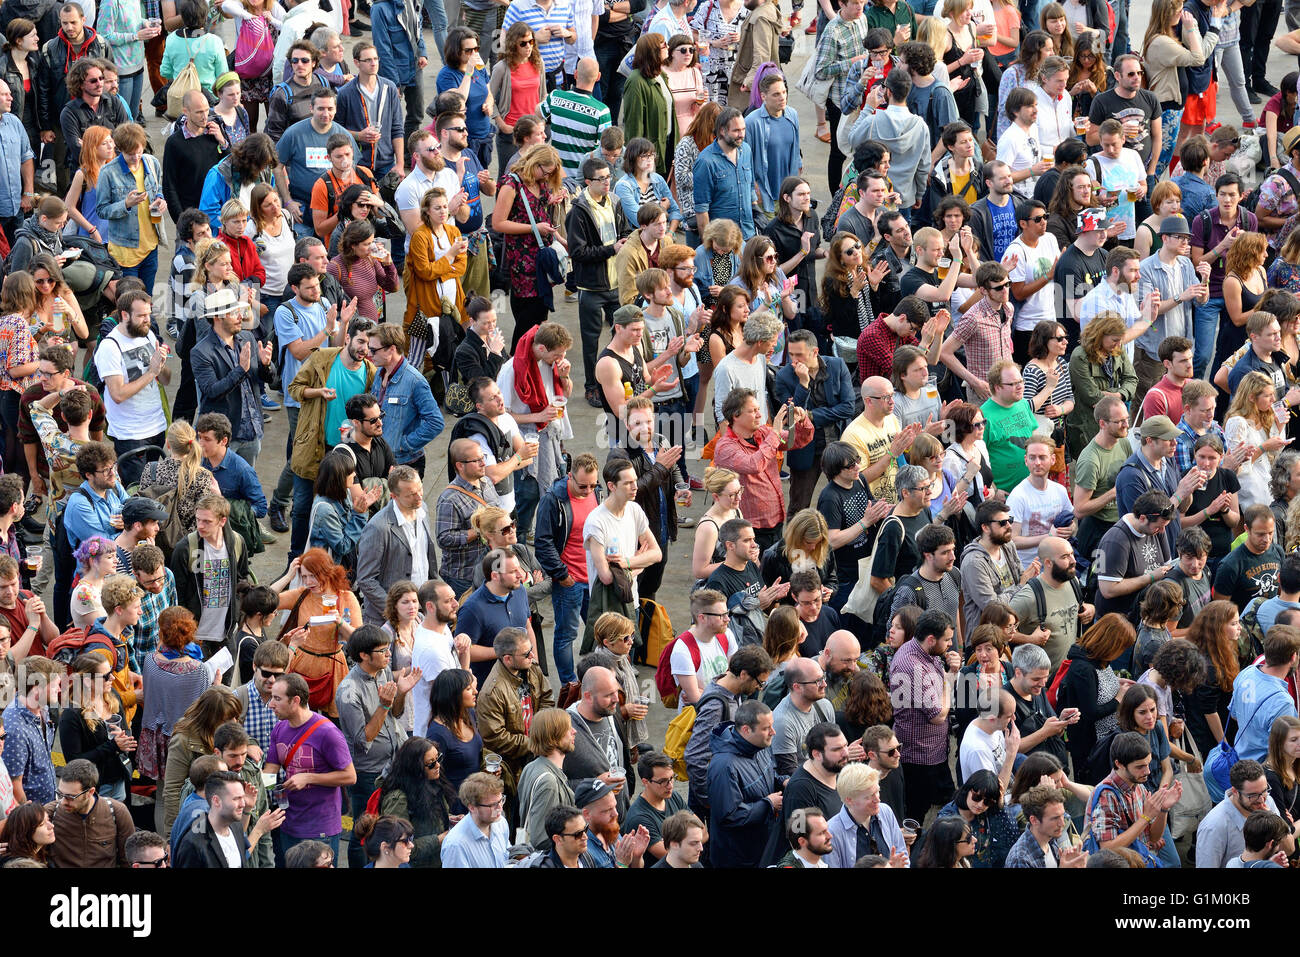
left=1073, top=436, right=1133, bottom=524
left=324, top=356, right=368, bottom=446
left=980, top=398, right=1038, bottom=492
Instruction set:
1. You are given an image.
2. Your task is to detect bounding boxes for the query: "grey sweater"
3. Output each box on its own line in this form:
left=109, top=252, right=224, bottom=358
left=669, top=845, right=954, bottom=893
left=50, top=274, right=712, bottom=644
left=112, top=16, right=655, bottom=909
left=516, top=756, right=575, bottom=850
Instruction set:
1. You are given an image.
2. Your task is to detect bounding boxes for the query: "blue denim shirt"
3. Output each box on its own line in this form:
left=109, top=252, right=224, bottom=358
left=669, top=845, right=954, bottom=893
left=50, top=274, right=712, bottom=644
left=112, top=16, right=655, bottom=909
left=97, top=152, right=164, bottom=248
left=0, top=114, right=33, bottom=217
left=205, top=449, right=268, bottom=518
left=612, top=172, right=682, bottom=229
left=1229, top=665, right=1297, bottom=763
left=1173, top=171, right=1216, bottom=224
left=371, top=359, right=445, bottom=464
left=370, top=0, right=425, bottom=87
left=744, top=105, right=801, bottom=214
left=64, top=480, right=129, bottom=551
left=693, top=140, right=757, bottom=239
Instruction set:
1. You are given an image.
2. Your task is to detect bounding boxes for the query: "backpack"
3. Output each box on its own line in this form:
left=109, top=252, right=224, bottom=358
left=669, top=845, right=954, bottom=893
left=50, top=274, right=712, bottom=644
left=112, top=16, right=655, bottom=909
left=276, top=299, right=308, bottom=381
left=232, top=14, right=275, bottom=81
left=638, top=597, right=674, bottom=669
left=166, top=38, right=204, bottom=120
left=1238, top=595, right=1269, bottom=669
left=1081, top=781, right=1162, bottom=866
left=1242, top=167, right=1300, bottom=214
left=1085, top=728, right=1120, bottom=783
left=654, top=630, right=731, bottom=710
left=52, top=486, right=92, bottom=584
left=664, top=686, right=730, bottom=781
left=1045, top=657, right=1073, bottom=710
left=870, top=574, right=929, bottom=648
left=46, top=624, right=116, bottom=669
left=135, top=479, right=185, bottom=555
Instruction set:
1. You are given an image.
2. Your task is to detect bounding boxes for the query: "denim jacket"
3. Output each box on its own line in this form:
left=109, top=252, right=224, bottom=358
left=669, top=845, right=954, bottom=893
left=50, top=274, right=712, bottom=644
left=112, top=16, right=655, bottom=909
left=308, top=495, right=367, bottom=567
left=97, top=152, right=165, bottom=247
left=371, top=359, right=445, bottom=464
left=612, top=172, right=682, bottom=229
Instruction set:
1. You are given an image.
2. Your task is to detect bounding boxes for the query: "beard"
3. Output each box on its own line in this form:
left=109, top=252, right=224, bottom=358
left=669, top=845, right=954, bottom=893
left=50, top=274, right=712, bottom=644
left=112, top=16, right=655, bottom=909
left=422, top=152, right=446, bottom=173
left=592, top=818, right=620, bottom=846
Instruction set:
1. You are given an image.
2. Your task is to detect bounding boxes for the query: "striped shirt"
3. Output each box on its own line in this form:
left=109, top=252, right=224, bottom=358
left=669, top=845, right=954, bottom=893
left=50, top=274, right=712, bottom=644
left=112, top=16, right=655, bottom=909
left=539, top=88, right=611, bottom=176
left=503, top=0, right=577, bottom=75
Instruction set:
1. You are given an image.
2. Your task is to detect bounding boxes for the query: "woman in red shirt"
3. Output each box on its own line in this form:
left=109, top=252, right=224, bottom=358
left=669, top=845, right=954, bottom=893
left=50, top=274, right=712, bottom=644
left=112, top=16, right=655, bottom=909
left=217, top=198, right=267, bottom=288
left=328, top=219, right=400, bottom=323
left=489, top=21, right=545, bottom=179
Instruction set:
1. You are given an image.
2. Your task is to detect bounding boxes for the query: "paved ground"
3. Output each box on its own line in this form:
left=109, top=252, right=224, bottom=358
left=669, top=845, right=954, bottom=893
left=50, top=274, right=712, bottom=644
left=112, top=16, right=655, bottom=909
left=105, top=3, right=1291, bottom=762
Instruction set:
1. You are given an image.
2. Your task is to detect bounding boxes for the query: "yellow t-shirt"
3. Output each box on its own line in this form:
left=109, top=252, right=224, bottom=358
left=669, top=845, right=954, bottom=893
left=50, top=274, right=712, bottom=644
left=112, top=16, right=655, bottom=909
left=841, top=412, right=901, bottom=503
left=107, top=162, right=159, bottom=268
left=952, top=170, right=977, bottom=206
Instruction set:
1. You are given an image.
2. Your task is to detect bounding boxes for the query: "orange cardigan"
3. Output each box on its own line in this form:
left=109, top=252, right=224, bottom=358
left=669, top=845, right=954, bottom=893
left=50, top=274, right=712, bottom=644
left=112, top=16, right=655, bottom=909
left=402, top=221, right=467, bottom=327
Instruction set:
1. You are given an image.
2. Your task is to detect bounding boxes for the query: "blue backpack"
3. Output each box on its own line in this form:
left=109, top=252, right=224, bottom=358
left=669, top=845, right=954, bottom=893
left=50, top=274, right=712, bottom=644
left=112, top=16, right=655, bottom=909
left=1081, top=782, right=1162, bottom=867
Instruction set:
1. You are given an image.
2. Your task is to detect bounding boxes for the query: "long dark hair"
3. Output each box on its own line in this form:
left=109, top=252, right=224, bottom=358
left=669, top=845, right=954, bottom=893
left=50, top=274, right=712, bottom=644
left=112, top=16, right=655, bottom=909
left=914, top=816, right=969, bottom=868
left=384, top=736, right=455, bottom=825
left=429, top=668, right=475, bottom=734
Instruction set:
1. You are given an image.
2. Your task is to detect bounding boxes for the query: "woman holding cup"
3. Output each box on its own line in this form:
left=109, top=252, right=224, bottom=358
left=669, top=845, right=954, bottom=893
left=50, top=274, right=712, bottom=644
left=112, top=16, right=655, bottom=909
left=269, top=548, right=361, bottom=717
left=96, top=122, right=166, bottom=293
left=404, top=186, right=468, bottom=349
left=96, top=0, right=162, bottom=121
left=58, top=653, right=135, bottom=802
left=328, top=219, right=399, bottom=323
left=593, top=611, right=650, bottom=756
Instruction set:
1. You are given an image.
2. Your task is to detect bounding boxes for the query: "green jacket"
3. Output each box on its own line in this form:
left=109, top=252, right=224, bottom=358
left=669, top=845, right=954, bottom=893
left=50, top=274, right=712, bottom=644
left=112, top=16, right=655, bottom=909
left=1065, top=346, right=1138, bottom=460
left=378, top=783, right=450, bottom=868
left=621, top=70, right=678, bottom=180
left=287, top=347, right=377, bottom=480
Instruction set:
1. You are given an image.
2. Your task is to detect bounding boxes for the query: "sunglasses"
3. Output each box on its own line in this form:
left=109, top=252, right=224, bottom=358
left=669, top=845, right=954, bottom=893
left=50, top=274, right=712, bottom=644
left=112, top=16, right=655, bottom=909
left=519, top=39, right=534, bottom=46
left=424, top=756, right=442, bottom=769
left=1027, top=214, right=1048, bottom=223
left=290, top=57, right=313, bottom=64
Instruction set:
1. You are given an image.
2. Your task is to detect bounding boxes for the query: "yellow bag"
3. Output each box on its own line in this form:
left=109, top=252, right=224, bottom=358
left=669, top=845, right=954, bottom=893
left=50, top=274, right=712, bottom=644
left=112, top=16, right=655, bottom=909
left=663, top=704, right=697, bottom=782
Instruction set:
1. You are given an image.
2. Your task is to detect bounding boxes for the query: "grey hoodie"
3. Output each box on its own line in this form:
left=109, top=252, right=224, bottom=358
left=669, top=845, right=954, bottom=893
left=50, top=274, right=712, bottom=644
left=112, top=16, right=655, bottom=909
left=958, top=538, right=1026, bottom=645
left=846, top=104, right=930, bottom=208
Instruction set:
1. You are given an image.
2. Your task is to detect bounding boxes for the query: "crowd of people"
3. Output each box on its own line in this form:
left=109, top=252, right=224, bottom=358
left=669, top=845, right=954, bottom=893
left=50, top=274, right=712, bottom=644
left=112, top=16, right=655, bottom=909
left=1, top=0, right=1300, bottom=873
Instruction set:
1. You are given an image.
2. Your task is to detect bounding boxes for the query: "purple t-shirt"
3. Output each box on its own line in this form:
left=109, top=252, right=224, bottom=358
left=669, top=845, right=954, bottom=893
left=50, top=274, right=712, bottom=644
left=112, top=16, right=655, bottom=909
left=268, top=715, right=353, bottom=839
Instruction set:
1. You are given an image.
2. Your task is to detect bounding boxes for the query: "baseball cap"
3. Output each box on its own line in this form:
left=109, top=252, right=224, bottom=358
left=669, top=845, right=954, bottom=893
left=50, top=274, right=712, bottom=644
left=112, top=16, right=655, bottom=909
left=573, top=778, right=615, bottom=808
left=1138, top=415, right=1181, bottom=441
left=121, top=496, right=169, bottom=527
left=612, top=305, right=644, bottom=326
left=1076, top=207, right=1106, bottom=232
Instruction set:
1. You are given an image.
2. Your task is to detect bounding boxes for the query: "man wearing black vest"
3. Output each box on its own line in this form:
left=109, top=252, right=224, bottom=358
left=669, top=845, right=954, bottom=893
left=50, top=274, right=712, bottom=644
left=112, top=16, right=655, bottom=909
left=446, top=377, right=533, bottom=516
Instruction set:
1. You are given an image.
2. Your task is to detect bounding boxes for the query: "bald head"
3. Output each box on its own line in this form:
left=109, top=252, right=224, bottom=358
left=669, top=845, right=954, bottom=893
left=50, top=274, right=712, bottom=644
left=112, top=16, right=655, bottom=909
left=863, top=377, right=891, bottom=403
left=1037, top=536, right=1071, bottom=563
left=450, top=438, right=480, bottom=464
left=822, top=631, right=861, bottom=676
left=183, top=89, right=208, bottom=110
left=785, top=657, right=823, bottom=696
left=575, top=57, right=599, bottom=87
left=580, top=665, right=620, bottom=719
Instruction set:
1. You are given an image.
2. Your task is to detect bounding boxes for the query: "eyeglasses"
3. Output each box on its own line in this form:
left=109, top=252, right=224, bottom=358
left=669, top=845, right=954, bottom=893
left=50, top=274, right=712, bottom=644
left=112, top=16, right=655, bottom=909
left=588, top=174, right=611, bottom=183
left=476, top=797, right=506, bottom=810
left=843, top=244, right=861, bottom=254
left=761, top=253, right=778, bottom=262
left=1027, top=214, right=1048, bottom=223
left=462, top=45, right=479, bottom=53
left=362, top=413, right=385, bottom=424
left=649, top=776, right=676, bottom=787
left=290, top=56, right=313, bottom=64
left=876, top=746, right=901, bottom=757
left=519, top=39, right=534, bottom=46
left=1001, top=378, right=1025, bottom=387
left=34, top=277, right=54, bottom=286
left=794, top=676, right=829, bottom=686
left=704, top=611, right=731, bottom=620
left=459, top=456, right=486, bottom=466
left=990, top=518, right=1013, bottom=527
left=134, top=854, right=170, bottom=867
left=1240, top=787, right=1270, bottom=805
left=57, top=788, right=89, bottom=801
left=447, top=125, right=467, bottom=133
left=137, top=573, right=166, bottom=587
left=573, top=481, right=598, bottom=491
left=94, top=465, right=117, bottom=476
left=1123, top=69, right=1144, bottom=76
left=958, top=833, right=976, bottom=845
left=865, top=393, right=892, bottom=401
left=84, top=76, right=103, bottom=83
left=424, top=756, right=442, bottom=769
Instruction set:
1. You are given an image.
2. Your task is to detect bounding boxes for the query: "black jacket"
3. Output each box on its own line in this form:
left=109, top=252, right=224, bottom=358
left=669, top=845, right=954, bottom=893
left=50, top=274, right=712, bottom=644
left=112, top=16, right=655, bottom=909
left=0, top=50, right=42, bottom=138
left=566, top=189, right=631, bottom=292
left=607, top=440, right=678, bottom=545
left=534, top=475, right=604, bottom=581
left=169, top=528, right=253, bottom=639
left=163, top=125, right=224, bottom=224
left=37, top=28, right=110, bottom=132
left=1, top=0, right=60, bottom=44
left=758, top=540, right=839, bottom=602
left=174, top=817, right=250, bottom=868
left=1055, top=643, right=1118, bottom=785
left=59, top=94, right=130, bottom=169
left=191, top=328, right=275, bottom=434
left=452, top=327, right=504, bottom=387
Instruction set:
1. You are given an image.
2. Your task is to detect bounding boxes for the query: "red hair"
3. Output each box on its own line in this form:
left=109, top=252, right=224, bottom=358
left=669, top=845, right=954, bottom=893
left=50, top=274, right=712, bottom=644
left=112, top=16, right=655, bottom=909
left=299, top=547, right=351, bottom=596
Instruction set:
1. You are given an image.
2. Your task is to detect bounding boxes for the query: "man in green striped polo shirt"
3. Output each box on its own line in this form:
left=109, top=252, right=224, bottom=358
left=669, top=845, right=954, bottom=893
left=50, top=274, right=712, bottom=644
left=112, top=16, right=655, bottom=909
left=539, top=58, right=612, bottom=179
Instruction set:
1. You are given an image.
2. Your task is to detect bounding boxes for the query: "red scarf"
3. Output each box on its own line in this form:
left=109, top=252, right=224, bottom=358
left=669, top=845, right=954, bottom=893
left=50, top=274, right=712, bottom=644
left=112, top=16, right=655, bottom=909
left=512, top=325, right=552, bottom=414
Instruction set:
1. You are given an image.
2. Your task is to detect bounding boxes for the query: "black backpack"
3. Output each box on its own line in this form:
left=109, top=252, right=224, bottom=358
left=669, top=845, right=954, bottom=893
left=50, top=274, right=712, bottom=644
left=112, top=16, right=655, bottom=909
left=1242, top=167, right=1300, bottom=214
left=52, top=486, right=92, bottom=583
left=870, top=574, right=929, bottom=648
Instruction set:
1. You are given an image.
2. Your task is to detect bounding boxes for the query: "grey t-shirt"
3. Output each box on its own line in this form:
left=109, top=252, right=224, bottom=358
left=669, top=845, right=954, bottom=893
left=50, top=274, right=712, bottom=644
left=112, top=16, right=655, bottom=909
left=641, top=308, right=685, bottom=401
left=770, top=695, right=834, bottom=775
left=1009, top=576, right=1081, bottom=674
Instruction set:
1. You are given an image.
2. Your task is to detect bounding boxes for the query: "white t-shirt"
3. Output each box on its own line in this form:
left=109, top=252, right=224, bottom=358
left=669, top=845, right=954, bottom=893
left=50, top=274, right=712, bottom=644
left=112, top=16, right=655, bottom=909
left=1031, top=82, right=1073, bottom=157
left=959, top=721, right=1006, bottom=782
left=1006, top=478, right=1073, bottom=567
left=669, top=631, right=731, bottom=711
left=214, top=826, right=242, bottom=868
left=471, top=412, right=522, bottom=513
left=394, top=166, right=438, bottom=252
left=93, top=326, right=168, bottom=440
left=997, top=121, right=1043, bottom=199
left=1090, top=149, right=1146, bottom=240
left=411, top=622, right=458, bottom=736
left=583, top=501, right=651, bottom=604
left=1002, top=233, right=1061, bottom=331
left=712, top=349, right=769, bottom=425
left=197, top=539, right=232, bottom=643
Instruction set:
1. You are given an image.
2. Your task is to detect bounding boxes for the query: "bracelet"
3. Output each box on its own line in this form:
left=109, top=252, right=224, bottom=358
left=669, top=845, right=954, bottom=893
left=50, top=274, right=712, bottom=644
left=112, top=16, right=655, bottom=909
left=1148, top=573, right=1155, bottom=585
left=379, top=702, right=391, bottom=710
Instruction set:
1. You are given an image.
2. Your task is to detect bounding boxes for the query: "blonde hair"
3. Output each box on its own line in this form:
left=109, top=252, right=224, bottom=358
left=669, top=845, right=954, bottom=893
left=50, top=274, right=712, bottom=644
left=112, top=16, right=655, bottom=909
left=703, top=466, right=739, bottom=495
left=837, top=762, right=881, bottom=801
left=220, top=198, right=248, bottom=225
left=594, top=612, right=636, bottom=647
left=470, top=505, right=511, bottom=537
left=165, top=420, right=205, bottom=500
left=516, top=143, right=564, bottom=194
left=1226, top=370, right=1277, bottom=432
left=782, top=509, right=830, bottom=569
left=702, top=218, right=742, bottom=254
left=193, top=240, right=232, bottom=287
left=1080, top=312, right=1126, bottom=362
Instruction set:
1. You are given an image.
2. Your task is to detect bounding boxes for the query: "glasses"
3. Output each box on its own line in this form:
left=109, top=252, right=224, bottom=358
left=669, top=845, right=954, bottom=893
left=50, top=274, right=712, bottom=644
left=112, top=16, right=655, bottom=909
left=84, top=76, right=103, bottom=83
left=259, top=668, right=286, bottom=680
left=134, top=854, right=170, bottom=867
left=877, top=746, right=901, bottom=757
left=459, top=456, right=486, bottom=466
left=609, top=633, right=635, bottom=644
left=424, top=756, right=442, bottom=769
left=290, top=56, right=313, bottom=64
left=589, top=174, right=611, bottom=183
left=650, top=776, right=676, bottom=787
left=560, top=830, right=588, bottom=839
left=761, top=253, right=778, bottom=262
left=985, top=281, right=1009, bottom=291
left=476, top=798, right=506, bottom=810
left=57, top=788, right=89, bottom=801
left=865, top=393, right=892, bottom=401
left=462, top=45, right=479, bottom=53
left=990, top=518, right=1013, bottom=527
left=1001, top=378, right=1025, bottom=387
left=496, top=523, right=517, bottom=534
left=1028, top=215, right=1048, bottom=223
left=843, top=244, right=862, bottom=254
left=958, top=833, right=976, bottom=845
left=1123, top=69, right=1144, bottom=76
left=137, top=572, right=166, bottom=587
left=94, top=465, right=117, bottom=476
left=574, top=481, right=598, bottom=491
left=447, top=125, right=467, bottom=133
left=362, top=413, right=385, bottom=424
left=34, top=277, right=54, bottom=286
left=794, top=676, right=829, bottom=686
left=357, top=55, right=380, bottom=63
left=519, top=39, right=534, bottom=46
left=1241, top=787, right=1270, bottom=805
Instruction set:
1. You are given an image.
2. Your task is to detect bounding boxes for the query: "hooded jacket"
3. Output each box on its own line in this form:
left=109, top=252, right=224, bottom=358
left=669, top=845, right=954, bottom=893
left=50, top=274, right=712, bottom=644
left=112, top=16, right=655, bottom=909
left=447, top=412, right=514, bottom=497
left=534, top=475, right=604, bottom=582
left=685, top=681, right=741, bottom=808
left=847, top=104, right=930, bottom=208
left=706, top=722, right=782, bottom=868
left=37, top=27, right=108, bottom=130
left=564, top=702, right=635, bottom=817
left=7, top=213, right=63, bottom=273
left=566, top=188, right=632, bottom=292
left=200, top=155, right=277, bottom=233
left=958, top=538, right=1026, bottom=645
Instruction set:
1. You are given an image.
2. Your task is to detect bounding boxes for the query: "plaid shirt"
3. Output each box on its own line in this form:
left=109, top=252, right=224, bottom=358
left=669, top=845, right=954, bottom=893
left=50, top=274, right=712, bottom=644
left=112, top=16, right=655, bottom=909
left=243, top=686, right=277, bottom=753
left=1175, top=417, right=1227, bottom=476
left=435, top=476, right=501, bottom=584
left=948, top=295, right=1014, bottom=384
left=888, top=637, right=950, bottom=765
left=814, top=14, right=871, bottom=109
left=1088, top=770, right=1149, bottom=846
left=131, top=569, right=177, bottom=671
left=713, top=419, right=815, bottom=531
left=858, top=315, right=916, bottom=383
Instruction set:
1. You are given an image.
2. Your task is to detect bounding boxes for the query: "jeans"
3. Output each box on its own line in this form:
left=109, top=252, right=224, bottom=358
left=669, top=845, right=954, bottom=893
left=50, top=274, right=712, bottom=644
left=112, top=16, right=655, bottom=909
left=114, top=431, right=167, bottom=489
left=120, top=69, right=145, bottom=120
left=551, top=578, right=589, bottom=684
left=122, top=246, right=159, bottom=296
left=290, top=473, right=315, bottom=558
left=1110, top=0, right=1129, bottom=58
left=578, top=288, right=619, bottom=389
left=230, top=436, right=261, bottom=467
left=423, top=0, right=450, bottom=66
left=272, top=405, right=301, bottom=509
left=345, top=770, right=379, bottom=870
left=1192, top=297, right=1225, bottom=380
left=514, top=473, right=539, bottom=538
left=594, top=42, right=629, bottom=131
left=403, top=82, right=426, bottom=143
left=1217, top=43, right=1255, bottom=124
left=1154, top=819, right=1181, bottom=867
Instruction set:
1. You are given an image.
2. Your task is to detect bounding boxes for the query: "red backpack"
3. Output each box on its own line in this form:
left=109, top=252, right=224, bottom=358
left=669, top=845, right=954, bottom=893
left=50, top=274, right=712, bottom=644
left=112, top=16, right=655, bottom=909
left=45, top=626, right=117, bottom=670
left=1046, top=658, right=1074, bottom=710
left=654, top=631, right=731, bottom=709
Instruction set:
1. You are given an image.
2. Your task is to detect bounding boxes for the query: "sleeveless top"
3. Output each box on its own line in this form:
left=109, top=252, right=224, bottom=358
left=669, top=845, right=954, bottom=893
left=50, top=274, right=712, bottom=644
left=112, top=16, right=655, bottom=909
left=943, top=27, right=978, bottom=115
left=76, top=177, right=108, bottom=238
left=597, top=345, right=646, bottom=417
left=1233, top=268, right=1265, bottom=313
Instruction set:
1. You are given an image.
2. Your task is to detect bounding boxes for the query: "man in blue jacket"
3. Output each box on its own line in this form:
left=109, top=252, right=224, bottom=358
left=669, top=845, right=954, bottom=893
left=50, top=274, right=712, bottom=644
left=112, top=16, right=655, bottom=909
left=534, top=451, right=603, bottom=685
left=370, top=0, right=427, bottom=143
left=367, top=323, right=444, bottom=476
left=335, top=41, right=405, bottom=178
left=191, top=292, right=276, bottom=464
left=59, top=441, right=128, bottom=627
left=706, top=699, right=786, bottom=868
left=772, top=330, right=855, bottom=515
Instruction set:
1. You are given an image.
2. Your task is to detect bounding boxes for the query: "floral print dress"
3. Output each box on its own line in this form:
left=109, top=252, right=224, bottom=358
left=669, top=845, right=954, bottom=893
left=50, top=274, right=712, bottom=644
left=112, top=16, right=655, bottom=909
left=501, top=175, right=558, bottom=301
